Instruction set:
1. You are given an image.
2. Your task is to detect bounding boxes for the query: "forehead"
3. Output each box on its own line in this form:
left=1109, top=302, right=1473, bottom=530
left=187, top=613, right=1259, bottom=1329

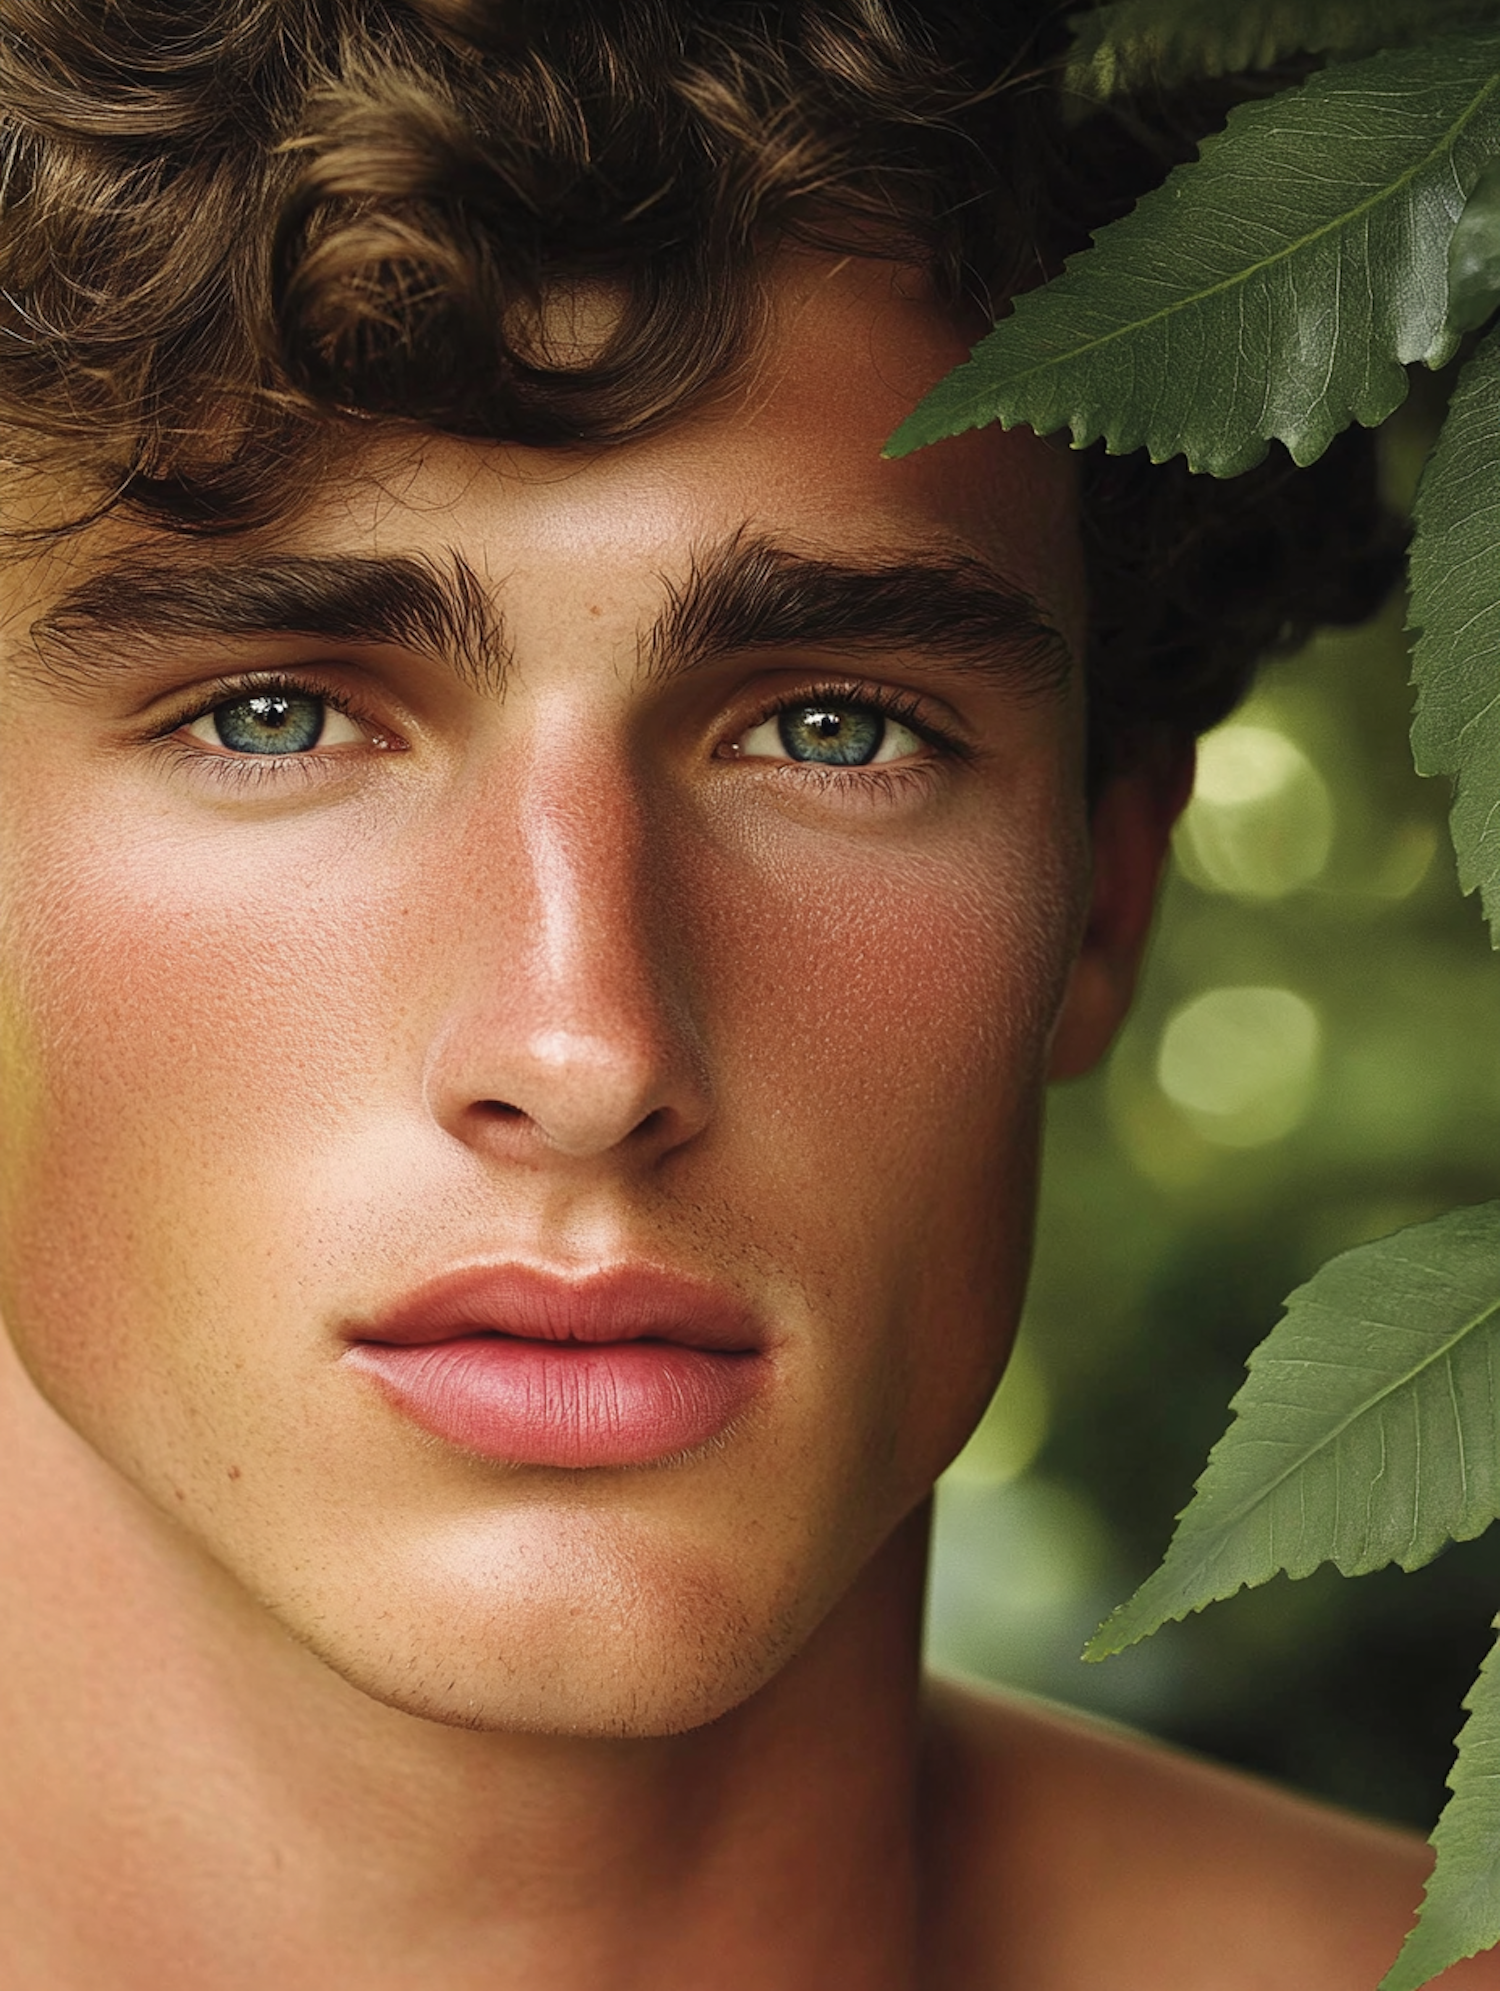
left=6, top=256, right=1082, bottom=656
left=366, top=260, right=1077, bottom=614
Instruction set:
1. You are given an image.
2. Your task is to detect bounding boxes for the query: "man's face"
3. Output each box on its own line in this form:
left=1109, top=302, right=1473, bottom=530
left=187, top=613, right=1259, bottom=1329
left=0, top=258, right=1115, bottom=1735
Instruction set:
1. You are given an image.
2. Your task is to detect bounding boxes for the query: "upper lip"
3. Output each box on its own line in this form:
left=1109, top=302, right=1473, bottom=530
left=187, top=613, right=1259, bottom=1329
left=349, top=1263, right=762, bottom=1353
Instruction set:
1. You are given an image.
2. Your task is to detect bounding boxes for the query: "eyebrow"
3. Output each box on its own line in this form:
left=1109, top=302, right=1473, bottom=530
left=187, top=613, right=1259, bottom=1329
left=21, top=531, right=1071, bottom=703
left=647, top=529, right=1072, bottom=693
left=24, top=551, right=507, bottom=694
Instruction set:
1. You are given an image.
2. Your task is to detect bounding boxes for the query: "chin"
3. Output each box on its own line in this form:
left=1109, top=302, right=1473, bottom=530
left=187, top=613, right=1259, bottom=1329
left=261, top=1510, right=821, bottom=1740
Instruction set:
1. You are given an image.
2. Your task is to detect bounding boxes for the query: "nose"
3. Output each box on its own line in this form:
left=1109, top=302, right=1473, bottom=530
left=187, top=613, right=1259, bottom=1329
left=422, top=726, right=712, bottom=1166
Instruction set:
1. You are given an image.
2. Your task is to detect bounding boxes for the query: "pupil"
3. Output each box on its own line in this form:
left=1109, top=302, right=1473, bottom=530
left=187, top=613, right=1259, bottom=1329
left=213, top=693, right=325, bottom=756
left=778, top=703, right=883, bottom=766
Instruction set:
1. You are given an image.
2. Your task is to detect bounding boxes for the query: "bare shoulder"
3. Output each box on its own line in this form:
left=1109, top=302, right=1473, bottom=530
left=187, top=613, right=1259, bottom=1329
left=920, top=1672, right=1500, bottom=1991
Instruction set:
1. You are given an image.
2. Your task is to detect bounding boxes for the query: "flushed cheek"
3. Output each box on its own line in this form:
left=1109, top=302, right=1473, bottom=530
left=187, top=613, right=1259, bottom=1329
left=687, top=797, right=1086, bottom=1491
left=0, top=808, right=414, bottom=1427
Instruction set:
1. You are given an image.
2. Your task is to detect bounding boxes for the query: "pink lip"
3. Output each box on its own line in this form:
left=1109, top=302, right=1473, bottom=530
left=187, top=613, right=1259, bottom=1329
left=342, top=1265, right=766, bottom=1469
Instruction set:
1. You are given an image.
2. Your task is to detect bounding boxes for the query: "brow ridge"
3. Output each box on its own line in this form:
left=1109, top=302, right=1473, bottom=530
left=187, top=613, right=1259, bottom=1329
left=646, top=529, right=1071, bottom=692
left=26, top=550, right=508, bottom=694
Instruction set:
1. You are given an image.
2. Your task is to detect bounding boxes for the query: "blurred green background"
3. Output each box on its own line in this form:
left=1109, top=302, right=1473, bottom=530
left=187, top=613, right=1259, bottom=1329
left=925, top=402, right=1500, bottom=1832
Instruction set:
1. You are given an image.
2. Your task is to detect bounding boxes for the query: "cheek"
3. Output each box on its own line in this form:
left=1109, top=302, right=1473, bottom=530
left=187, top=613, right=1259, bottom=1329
left=685, top=787, right=1088, bottom=1469
left=697, top=787, right=1085, bottom=1185
left=2, top=829, right=378, bottom=1137
left=0, top=803, right=402, bottom=1402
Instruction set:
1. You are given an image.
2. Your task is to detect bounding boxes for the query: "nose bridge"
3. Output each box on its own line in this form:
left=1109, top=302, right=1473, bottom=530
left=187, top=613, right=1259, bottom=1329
left=428, top=720, right=707, bottom=1161
left=518, top=737, right=660, bottom=1040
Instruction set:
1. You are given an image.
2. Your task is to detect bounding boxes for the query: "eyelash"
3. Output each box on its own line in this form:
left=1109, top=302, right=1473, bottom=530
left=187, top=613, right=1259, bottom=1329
left=731, top=678, right=971, bottom=770
left=148, top=673, right=397, bottom=788
left=144, top=670, right=969, bottom=799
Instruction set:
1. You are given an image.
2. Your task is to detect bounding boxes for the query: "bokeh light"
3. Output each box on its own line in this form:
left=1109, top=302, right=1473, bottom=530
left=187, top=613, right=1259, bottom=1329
left=1176, top=723, right=1334, bottom=899
left=1156, top=985, right=1322, bottom=1147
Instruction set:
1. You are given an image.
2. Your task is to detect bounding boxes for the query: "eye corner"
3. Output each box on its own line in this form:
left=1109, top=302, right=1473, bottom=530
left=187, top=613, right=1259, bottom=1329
left=152, top=671, right=408, bottom=784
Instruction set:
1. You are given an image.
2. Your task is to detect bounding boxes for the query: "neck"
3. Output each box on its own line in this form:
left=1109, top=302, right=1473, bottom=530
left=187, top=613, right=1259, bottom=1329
left=0, top=1332, right=932, bottom=1991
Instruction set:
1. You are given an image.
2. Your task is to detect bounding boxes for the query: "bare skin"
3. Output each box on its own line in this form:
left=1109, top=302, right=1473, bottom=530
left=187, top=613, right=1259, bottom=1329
left=926, top=1680, right=1474, bottom=1991
left=0, top=253, right=1487, bottom=1988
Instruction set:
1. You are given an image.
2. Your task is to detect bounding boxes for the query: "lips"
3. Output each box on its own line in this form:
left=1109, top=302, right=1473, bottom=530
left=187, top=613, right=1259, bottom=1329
left=341, top=1264, right=766, bottom=1469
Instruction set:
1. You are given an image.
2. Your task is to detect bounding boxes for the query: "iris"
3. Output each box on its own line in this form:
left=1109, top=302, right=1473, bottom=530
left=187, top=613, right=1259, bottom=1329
left=213, top=693, right=325, bottom=755
left=778, top=703, right=883, bottom=765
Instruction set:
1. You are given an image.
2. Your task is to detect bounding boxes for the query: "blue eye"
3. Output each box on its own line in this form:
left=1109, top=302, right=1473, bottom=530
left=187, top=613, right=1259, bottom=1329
left=209, top=692, right=326, bottom=755
left=777, top=703, right=884, bottom=765
left=182, top=689, right=370, bottom=758
left=733, top=696, right=927, bottom=767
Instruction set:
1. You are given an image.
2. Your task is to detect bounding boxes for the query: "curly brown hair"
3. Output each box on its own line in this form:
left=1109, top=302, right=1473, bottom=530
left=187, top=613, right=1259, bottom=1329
left=0, top=0, right=1404, bottom=764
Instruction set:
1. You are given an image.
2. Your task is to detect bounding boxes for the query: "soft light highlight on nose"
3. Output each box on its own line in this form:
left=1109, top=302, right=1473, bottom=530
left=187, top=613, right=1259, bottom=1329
left=423, top=730, right=711, bottom=1168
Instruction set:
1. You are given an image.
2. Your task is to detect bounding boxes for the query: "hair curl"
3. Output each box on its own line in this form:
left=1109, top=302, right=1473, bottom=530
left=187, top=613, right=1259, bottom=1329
left=0, top=0, right=1405, bottom=762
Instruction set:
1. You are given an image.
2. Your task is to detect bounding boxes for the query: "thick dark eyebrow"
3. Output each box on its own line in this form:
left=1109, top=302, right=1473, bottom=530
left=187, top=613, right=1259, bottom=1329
left=646, top=530, right=1072, bottom=693
left=24, top=551, right=508, bottom=694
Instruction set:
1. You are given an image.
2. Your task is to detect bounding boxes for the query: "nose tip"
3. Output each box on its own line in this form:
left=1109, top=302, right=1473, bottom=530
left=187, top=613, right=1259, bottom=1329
left=422, top=743, right=713, bottom=1172
left=471, top=1026, right=709, bottom=1161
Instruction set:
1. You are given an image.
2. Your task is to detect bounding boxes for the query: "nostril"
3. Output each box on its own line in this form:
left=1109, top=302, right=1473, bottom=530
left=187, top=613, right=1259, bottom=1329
left=475, top=1100, right=526, bottom=1120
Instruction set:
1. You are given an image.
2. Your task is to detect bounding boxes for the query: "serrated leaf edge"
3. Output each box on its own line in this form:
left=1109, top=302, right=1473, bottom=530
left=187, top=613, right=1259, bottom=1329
left=1086, top=1262, right=1500, bottom=1659
left=889, top=34, right=1500, bottom=462
left=1379, top=1616, right=1500, bottom=1990
left=1406, top=323, right=1500, bottom=942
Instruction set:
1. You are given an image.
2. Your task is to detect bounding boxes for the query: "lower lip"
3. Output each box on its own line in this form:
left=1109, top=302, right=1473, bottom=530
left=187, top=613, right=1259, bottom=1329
left=346, top=1337, right=763, bottom=1468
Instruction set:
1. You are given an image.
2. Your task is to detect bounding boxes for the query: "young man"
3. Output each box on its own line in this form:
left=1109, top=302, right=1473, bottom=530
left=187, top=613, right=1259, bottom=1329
left=0, top=2, right=1480, bottom=1985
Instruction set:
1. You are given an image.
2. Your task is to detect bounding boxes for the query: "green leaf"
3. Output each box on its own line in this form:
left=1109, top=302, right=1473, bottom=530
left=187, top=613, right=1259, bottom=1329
left=1085, top=1203, right=1500, bottom=1659
left=1447, top=155, right=1500, bottom=332
left=1065, top=0, right=1500, bottom=105
left=1381, top=1620, right=1500, bottom=1990
left=1411, top=325, right=1500, bottom=940
left=887, top=31, right=1500, bottom=474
